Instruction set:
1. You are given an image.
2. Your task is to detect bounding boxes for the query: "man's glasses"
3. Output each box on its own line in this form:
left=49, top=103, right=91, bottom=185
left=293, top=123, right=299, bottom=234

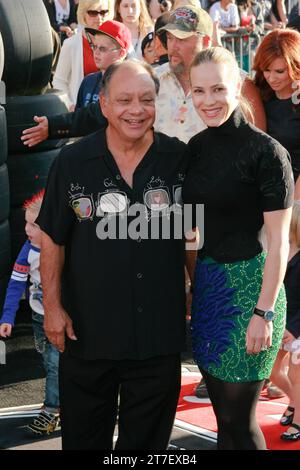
left=91, top=44, right=119, bottom=53
left=87, top=9, right=109, bottom=17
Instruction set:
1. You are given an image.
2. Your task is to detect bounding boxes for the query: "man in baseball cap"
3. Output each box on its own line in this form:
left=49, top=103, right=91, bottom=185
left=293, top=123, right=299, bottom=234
left=157, top=5, right=213, bottom=39
left=85, top=20, right=132, bottom=55
left=154, top=6, right=214, bottom=142
left=75, top=20, right=132, bottom=109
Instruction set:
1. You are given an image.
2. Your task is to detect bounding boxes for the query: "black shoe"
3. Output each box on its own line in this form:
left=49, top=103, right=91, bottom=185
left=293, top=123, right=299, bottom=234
left=281, top=423, right=300, bottom=441
left=280, top=406, right=295, bottom=426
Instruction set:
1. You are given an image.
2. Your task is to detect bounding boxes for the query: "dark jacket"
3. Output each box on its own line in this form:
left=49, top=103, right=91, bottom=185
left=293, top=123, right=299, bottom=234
left=43, top=0, right=77, bottom=32
left=48, top=101, right=106, bottom=139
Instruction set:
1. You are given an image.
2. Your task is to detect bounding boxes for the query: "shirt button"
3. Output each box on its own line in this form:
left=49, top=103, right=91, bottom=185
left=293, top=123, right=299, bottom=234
left=137, top=273, right=143, bottom=279
left=116, top=175, right=121, bottom=180
left=137, top=306, right=143, bottom=313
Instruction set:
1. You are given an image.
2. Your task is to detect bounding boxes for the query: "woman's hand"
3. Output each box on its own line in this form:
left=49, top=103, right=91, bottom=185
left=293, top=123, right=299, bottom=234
left=282, top=329, right=296, bottom=344
left=59, top=25, right=74, bottom=37
left=246, top=315, right=273, bottom=354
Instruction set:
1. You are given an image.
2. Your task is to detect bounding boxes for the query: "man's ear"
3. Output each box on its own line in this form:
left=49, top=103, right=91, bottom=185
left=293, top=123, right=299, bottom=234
left=99, top=92, right=108, bottom=118
left=119, top=48, right=127, bottom=60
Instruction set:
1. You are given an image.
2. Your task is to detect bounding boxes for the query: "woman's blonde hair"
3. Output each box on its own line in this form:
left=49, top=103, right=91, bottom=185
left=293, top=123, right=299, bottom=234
left=77, top=0, right=114, bottom=26
left=291, top=201, right=300, bottom=248
left=190, top=47, right=254, bottom=122
left=114, top=0, right=154, bottom=38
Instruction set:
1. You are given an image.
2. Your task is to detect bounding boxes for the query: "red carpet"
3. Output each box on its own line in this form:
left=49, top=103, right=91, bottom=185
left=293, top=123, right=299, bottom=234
left=176, top=374, right=300, bottom=450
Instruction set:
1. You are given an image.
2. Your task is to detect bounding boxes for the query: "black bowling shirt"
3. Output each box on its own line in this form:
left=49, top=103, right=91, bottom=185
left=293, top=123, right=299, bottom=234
left=37, top=129, right=189, bottom=360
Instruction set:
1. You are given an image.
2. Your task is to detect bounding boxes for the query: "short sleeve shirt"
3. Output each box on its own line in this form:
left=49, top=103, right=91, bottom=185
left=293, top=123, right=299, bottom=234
left=37, top=130, right=189, bottom=360
left=154, top=63, right=207, bottom=143
left=182, top=107, right=294, bottom=263
left=209, top=1, right=240, bottom=27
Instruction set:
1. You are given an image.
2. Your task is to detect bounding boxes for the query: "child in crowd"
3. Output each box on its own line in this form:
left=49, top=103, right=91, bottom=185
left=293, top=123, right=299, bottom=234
left=270, top=201, right=300, bottom=442
left=141, top=31, right=156, bottom=64
left=0, top=190, right=60, bottom=436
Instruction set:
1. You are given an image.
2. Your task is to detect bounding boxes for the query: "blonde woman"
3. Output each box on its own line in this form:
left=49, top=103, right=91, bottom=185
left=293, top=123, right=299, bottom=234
left=114, top=0, right=153, bottom=58
left=53, top=0, right=113, bottom=108
left=183, top=47, right=294, bottom=449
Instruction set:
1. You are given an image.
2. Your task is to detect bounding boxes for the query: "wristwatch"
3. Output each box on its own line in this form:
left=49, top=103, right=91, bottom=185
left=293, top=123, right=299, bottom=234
left=253, top=307, right=275, bottom=321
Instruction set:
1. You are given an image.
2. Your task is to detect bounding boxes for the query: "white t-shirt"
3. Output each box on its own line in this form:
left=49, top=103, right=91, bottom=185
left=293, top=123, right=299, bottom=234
left=54, top=0, right=70, bottom=25
left=209, top=1, right=240, bottom=28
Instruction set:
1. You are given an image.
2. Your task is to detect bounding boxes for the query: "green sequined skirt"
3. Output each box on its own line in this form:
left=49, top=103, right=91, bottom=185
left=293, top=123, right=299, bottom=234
left=191, top=252, right=286, bottom=382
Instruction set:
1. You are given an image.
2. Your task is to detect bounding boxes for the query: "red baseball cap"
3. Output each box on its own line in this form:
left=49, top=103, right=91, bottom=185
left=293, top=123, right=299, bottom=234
left=85, top=20, right=132, bottom=54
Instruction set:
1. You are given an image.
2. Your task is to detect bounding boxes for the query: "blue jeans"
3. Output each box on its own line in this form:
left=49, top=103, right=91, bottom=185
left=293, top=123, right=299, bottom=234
left=32, top=311, right=60, bottom=411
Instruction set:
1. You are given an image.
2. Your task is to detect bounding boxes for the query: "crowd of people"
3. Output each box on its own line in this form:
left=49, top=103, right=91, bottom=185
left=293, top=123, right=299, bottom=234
left=0, top=0, right=300, bottom=451
left=42, top=0, right=300, bottom=108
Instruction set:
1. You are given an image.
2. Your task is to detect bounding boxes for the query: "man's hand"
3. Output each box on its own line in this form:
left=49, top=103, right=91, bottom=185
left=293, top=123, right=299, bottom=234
left=44, top=306, right=77, bottom=353
left=246, top=315, right=273, bottom=354
left=21, top=115, right=49, bottom=147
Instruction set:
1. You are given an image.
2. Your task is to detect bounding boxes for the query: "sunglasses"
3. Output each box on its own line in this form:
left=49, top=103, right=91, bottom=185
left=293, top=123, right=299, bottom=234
left=87, top=9, right=109, bottom=17
left=91, top=45, right=119, bottom=53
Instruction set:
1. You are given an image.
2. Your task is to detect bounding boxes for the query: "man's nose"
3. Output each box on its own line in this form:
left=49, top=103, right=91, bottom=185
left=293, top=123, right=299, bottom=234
left=129, top=99, right=144, bottom=113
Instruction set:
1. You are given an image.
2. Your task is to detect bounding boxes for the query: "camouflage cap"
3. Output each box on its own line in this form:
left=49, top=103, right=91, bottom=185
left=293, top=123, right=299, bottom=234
left=157, top=6, right=213, bottom=39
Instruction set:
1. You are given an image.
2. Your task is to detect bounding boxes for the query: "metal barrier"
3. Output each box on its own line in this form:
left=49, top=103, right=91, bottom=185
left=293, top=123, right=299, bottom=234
left=221, top=32, right=263, bottom=75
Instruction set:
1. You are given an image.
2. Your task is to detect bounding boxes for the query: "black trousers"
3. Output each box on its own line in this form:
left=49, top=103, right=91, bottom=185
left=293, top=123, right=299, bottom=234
left=59, top=352, right=181, bottom=450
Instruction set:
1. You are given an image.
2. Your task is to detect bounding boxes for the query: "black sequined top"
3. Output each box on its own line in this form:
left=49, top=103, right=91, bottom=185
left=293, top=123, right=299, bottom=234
left=183, top=107, right=294, bottom=263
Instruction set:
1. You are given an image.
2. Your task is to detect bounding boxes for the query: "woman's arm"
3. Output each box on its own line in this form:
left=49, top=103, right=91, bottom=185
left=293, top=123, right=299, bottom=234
left=246, top=208, right=292, bottom=354
left=242, top=77, right=267, bottom=131
left=276, top=0, right=288, bottom=25
left=257, top=209, right=291, bottom=309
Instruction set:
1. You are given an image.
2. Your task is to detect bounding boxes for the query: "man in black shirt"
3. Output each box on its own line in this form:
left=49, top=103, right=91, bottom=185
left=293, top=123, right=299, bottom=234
left=37, top=60, right=190, bottom=450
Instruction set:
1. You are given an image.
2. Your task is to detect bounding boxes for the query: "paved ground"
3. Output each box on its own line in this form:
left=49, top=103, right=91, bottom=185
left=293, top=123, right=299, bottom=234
left=0, top=302, right=216, bottom=451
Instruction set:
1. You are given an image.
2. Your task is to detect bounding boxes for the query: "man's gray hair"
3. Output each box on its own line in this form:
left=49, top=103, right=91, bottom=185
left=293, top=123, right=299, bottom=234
left=101, top=59, right=160, bottom=97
